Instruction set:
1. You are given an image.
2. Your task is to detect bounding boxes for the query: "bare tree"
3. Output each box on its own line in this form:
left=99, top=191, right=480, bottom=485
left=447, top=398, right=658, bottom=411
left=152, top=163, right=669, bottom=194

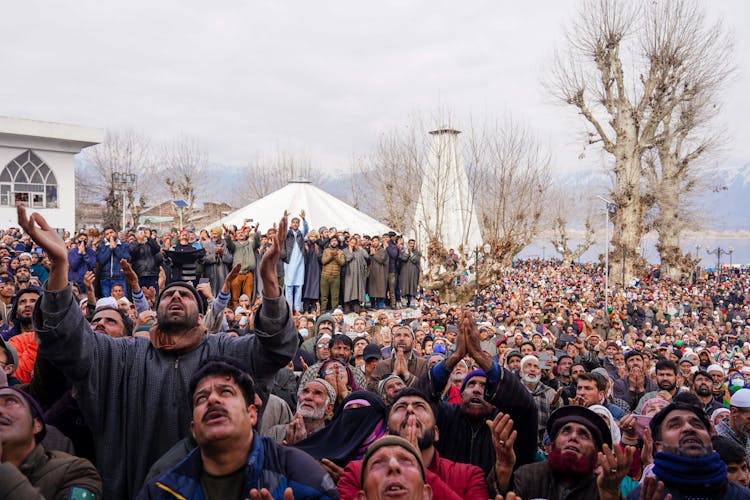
left=81, top=130, right=156, bottom=229
left=358, top=126, right=423, bottom=236
left=467, top=118, right=552, bottom=264
left=240, top=150, right=315, bottom=203
left=641, top=1, right=734, bottom=279
left=547, top=0, right=680, bottom=283
left=546, top=186, right=597, bottom=265
left=162, top=136, right=208, bottom=226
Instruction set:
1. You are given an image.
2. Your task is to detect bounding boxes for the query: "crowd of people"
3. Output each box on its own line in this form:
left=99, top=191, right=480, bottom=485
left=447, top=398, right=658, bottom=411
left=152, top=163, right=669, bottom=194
left=1, top=204, right=750, bottom=499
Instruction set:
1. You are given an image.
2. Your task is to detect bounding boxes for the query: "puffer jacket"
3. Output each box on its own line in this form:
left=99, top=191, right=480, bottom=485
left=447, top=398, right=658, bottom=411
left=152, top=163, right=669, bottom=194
left=137, top=431, right=338, bottom=499
left=0, top=443, right=102, bottom=500
left=129, top=238, right=162, bottom=277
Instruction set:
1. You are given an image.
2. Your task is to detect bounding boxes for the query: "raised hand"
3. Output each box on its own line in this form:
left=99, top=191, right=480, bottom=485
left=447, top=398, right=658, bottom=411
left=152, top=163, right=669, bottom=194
left=17, top=203, right=67, bottom=290
left=120, top=259, right=139, bottom=289
left=487, top=412, right=517, bottom=491
left=320, top=459, right=344, bottom=484
left=249, top=488, right=294, bottom=500
left=83, top=271, right=96, bottom=291
left=258, top=212, right=287, bottom=299
left=143, top=286, right=157, bottom=305
left=639, top=476, right=672, bottom=500
left=596, top=443, right=634, bottom=498
left=299, top=209, right=305, bottom=220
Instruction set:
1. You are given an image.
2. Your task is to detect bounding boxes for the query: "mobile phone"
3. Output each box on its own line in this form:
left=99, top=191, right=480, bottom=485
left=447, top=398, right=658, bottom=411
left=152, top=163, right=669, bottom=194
left=634, top=414, right=652, bottom=439
left=198, top=278, right=210, bottom=284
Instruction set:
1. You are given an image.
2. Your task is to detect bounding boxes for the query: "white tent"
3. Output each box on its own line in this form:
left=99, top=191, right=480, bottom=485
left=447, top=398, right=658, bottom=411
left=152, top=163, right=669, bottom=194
left=412, top=128, right=483, bottom=254
left=206, top=179, right=393, bottom=235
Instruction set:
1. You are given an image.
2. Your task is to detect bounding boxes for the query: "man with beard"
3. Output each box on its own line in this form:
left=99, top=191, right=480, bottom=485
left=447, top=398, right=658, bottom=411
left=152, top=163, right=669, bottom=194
left=337, top=388, right=489, bottom=499
left=708, top=363, right=731, bottom=407
left=267, top=378, right=336, bottom=445
left=613, top=350, right=658, bottom=411
left=635, top=360, right=680, bottom=413
left=18, top=205, right=298, bottom=500
left=368, top=325, right=428, bottom=392
left=5, top=287, right=41, bottom=384
left=693, top=369, right=726, bottom=416
left=422, top=310, right=538, bottom=477
left=717, top=388, right=750, bottom=463
left=0, top=276, right=14, bottom=334
left=13, top=265, right=32, bottom=291
left=629, top=402, right=750, bottom=499
left=511, top=406, right=633, bottom=500
left=520, top=355, right=563, bottom=446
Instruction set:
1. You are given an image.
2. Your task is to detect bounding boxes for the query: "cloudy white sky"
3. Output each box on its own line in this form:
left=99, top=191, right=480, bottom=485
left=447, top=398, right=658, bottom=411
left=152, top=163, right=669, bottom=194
left=2, top=1, right=748, bottom=179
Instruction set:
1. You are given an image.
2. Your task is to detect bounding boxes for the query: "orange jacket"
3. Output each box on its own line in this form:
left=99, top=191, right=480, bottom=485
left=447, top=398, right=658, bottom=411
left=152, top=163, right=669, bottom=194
left=8, top=332, right=38, bottom=384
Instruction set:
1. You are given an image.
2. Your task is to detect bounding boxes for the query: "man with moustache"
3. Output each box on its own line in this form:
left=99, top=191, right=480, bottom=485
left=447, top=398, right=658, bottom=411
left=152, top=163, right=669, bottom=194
left=337, top=388, right=489, bottom=499
left=267, top=378, right=336, bottom=445
left=511, top=406, right=633, bottom=500
left=630, top=401, right=750, bottom=499
left=717, top=388, right=750, bottom=463
left=635, top=360, right=680, bottom=413
left=422, top=311, right=538, bottom=476
left=138, top=359, right=337, bottom=499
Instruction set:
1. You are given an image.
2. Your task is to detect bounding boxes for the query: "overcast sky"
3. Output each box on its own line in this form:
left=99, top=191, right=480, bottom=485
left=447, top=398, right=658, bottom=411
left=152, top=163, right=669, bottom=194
left=2, top=1, right=748, bottom=180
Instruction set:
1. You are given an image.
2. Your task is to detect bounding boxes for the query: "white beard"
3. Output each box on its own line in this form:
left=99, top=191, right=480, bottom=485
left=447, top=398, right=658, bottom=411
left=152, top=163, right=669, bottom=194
left=522, top=373, right=540, bottom=386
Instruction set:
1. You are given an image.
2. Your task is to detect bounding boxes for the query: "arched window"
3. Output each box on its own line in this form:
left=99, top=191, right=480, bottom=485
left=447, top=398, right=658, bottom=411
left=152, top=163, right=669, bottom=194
left=0, top=150, right=58, bottom=208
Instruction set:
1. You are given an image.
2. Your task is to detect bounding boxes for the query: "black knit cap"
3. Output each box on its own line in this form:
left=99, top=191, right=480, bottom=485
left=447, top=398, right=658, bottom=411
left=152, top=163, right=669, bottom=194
left=155, top=281, right=206, bottom=314
left=547, top=405, right=612, bottom=451
left=0, top=386, right=46, bottom=442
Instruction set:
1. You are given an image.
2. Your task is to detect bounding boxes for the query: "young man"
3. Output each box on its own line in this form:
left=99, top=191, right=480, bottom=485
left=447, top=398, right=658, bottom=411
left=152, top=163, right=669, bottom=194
left=138, top=359, right=337, bottom=499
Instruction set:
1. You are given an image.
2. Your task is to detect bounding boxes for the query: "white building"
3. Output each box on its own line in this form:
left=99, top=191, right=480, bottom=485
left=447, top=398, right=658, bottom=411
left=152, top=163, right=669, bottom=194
left=0, top=117, right=104, bottom=232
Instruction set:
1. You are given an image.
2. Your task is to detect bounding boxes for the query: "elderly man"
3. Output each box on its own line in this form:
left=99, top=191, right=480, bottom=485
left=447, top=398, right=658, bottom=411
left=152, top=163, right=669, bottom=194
left=267, top=378, right=336, bottom=445
left=368, top=325, right=428, bottom=392
left=630, top=401, right=750, bottom=499
left=355, top=436, right=432, bottom=500
left=0, top=386, right=101, bottom=498
left=511, top=406, right=632, bottom=500
left=520, top=354, right=563, bottom=446
left=18, top=205, right=298, bottom=500
left=338, top=388, right=489, bottom=499
left=138, top=359, right=337, bottom=499
left=717, top=388, right=750, bottom=463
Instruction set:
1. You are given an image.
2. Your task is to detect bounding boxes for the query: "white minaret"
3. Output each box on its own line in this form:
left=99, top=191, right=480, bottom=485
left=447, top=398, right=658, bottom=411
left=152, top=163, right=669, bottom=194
left=413, top=128, right=483, bottom=265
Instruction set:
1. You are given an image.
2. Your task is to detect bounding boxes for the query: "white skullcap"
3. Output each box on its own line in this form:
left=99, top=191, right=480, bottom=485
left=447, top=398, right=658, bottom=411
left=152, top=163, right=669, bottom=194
left=730, top=388, right=750, bottom=408
left=94, top=297, right=118, bottom=311
left=707, top=364, right=724, bottom=375
left=520, top=355, right=539, bottom=369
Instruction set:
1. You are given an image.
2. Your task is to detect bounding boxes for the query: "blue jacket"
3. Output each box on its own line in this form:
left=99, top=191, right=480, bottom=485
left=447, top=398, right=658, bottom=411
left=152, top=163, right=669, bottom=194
left=137, top=431, right=338, bottom=499
left=67, top=247, right=96, bottom=290
left=96, top=242, right=130, bottom=279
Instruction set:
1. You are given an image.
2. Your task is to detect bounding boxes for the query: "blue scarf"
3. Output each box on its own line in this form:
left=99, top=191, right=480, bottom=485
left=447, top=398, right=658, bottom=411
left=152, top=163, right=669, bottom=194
left=653, top=451, right=727, bottom=491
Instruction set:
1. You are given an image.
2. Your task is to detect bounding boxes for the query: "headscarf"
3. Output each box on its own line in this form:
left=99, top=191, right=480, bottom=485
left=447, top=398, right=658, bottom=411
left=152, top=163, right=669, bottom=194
left=589, top=404, right=621, bottom=444
left=294, top=390, right=387, bottom=466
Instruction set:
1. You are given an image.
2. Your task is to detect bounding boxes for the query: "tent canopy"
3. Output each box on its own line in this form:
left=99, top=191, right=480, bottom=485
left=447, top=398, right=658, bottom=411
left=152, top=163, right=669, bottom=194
left=206, top=179, right=393, bottom=235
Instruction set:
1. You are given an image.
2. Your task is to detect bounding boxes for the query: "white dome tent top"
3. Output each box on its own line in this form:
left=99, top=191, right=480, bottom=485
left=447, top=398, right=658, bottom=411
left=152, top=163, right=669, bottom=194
left=206, top=179, right=394, bottom=235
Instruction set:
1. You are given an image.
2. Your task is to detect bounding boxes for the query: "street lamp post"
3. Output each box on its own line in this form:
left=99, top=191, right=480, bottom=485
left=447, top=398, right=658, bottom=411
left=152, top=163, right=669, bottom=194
left=706, top=247, right=733, bottom=283
left=597, top=196, right=616, bottom=313
left=113, top=172, right=138, bottom=232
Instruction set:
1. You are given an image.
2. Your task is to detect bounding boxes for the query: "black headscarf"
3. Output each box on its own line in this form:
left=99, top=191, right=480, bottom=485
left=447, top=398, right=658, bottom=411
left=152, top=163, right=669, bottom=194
left=294, top=390, right=386, bottom=466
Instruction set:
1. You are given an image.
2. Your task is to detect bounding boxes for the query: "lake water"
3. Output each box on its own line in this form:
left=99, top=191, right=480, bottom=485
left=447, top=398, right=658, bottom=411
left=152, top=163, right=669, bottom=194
left=515, top=235, right=750, bottom=269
